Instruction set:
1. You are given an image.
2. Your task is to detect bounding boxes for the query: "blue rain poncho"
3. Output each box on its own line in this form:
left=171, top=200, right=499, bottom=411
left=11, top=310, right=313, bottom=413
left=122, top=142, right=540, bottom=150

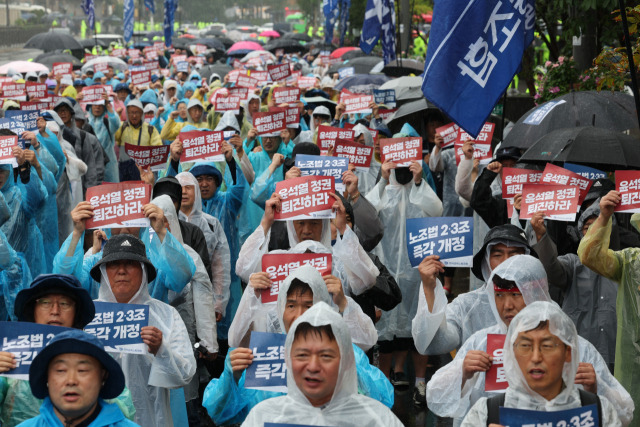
left=202, top=266, right=393, bottom=426
left=0, top=164, right=47, bottom=278
left=52, top=227, right=195, bottom=302
left=30, top=145, right=59, bottom=273
left=0, top=223, right=31, bottom=322
left=16, top=397, right=138, bottom=427
left=87, top=105, right=121, bottom=183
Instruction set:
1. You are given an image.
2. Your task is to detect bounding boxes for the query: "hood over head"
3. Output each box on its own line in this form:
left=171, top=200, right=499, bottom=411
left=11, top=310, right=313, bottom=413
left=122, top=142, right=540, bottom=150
left=214, top=110, right=241, bottom=133
left=352, top=124, right=373, bottom=147
left=151, top=195, right=183, bottom=244
left=277, top=264, right=331, bottom=332
left=286, top=218, right=332, bottom=249
left=176, top=171, right=204, bottom=217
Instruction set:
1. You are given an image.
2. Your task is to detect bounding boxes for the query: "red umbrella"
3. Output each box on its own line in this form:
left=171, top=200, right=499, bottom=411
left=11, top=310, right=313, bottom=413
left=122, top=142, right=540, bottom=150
left=180, top=34, right=197, bottom=39
left=422, top=13, right=433, bottom=23
left=228, top=41, right=264, bottom=53
left=330, top=46, right=358, bottom=59
left=260, top=30, right=281, bottom=38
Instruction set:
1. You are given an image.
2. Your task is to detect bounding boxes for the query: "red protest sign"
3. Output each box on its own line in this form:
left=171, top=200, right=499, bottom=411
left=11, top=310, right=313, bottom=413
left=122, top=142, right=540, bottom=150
left=80, top=86, right=106, bottom=105
left=228, top=87, right=251, bottom=100
left=436, top=123, right=459, bottom=149
left=454, top=123, right=495, bottom=165
left=26, top=82, right=47, bottom=99
left=124, top=144, right=170, bottom=172
left=179, top=130, right=225, bottom=163
left=0, top=82, right=25, bottom=99
left=520, top=184, right=580, bottom=221
left=214, top=95, right=242, bottom=113
left=232, top=59, right=243, bottom=69
left=297, top=76, right=317, bottom=89
left=378, top=108, right=397, bottom=122
left=111, top=48, right=126, bottom=57
left=84, top=53, right=97, bottom=62
left=143, top=60, right=160, bottom=74
left=380, top=137, right=422, bottom=166
left=272, top=86, right=300, bottom=105
left=540, top=163, right=592, bottom=206
left=339, top=92, right=373, bottom=114
left=20, top=101, right=48, bottom=111
left=131, top=70, right=151, bottom=87
left=0, top=135, right=18, bottom=167
left=342, top=123, right=379, bottom=141
left=615, top=170, right=640, bottom=213
left=501, top=168, right=543, bottom=199
left=249, top=71, right=269, bottom=85
left=171, top=54, right=187, bottom=64
left=253, top=110, right=286, bottom=136
left=85, top=182, right=151, bottom=229
left=194, top=44, right=208, bottom=54
left=334, top=139, right=373, bottom=169
left=274, top=175, right=336, bottom=220
left=316, top=125, right=354, bottom=154
left=268, top=106, right=299, bottom=129
left=127, top=49, right=140, bottom=58
left=237, top=73, right=259, bottom=88
left=226, top=70, right=241, bottom=84
left=93, top=62, right=110, bottom=73
left=267, top=63, right=292, bottom=82
left=52, top=62, right=73, bottom=77
left=485, top=334, right=508, bottom=392
left=261, top=253, right=332, bottom=303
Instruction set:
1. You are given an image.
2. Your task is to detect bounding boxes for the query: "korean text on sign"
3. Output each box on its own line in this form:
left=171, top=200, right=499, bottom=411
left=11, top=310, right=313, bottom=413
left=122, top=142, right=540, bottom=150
left=269, top=105, right=299, bottom=128
left=339, top=93, right=374, bottom=114
left=316, top=125, right=354, bottom=153
left=85, top=182, right=151, bottom=229
left=406, top=217, right=473, bottom=267
left=261, top=253, right=332, bottom=303
left=253, top=111, right=286, bottom=136
left=26, top=82, right=47, bottom=99
left=499, top=404, right=599, bottom=427
left=540, top=163, right=593, bottom=205
left=84, top=301, right=149, bottom=354
left=563, top=162, right=607, bottom=181
left=131, top=70, right=151, bottom=87
left=179, top=130, right=225, bottom=163
left=214, top=95, right=242, bottom=113
left=295, top=154, right=348, bottom=192
left=275, top=175, right=335, bottom=221
left=520, top=184, right=580, bottom=222
left=244, top=332, right=287, bottom=393
left=273, top=87, right=300, bottom=105
left=52, top=62, right=73, bottom=77
left=454, top=122, right=495, bottom=165
left=615, top=170, right=640, bottom=213
left=0, top=321, right=72, bottom=380
left=485, top=334, right=507, bottom=392
left=373, top=89, right=396, bottom=107
left=267, top=63, right=292, bottom=82
left=501, top=167, right=542, bottom=199
left=334, top=139, right=373, bottom=169
left=0, top=134, right=18, bottom=167
left=124, top=143, right=169, bottom=172
left=380, top=137, right=422, bottom=166
left=435, top=123, right=459, bottom=149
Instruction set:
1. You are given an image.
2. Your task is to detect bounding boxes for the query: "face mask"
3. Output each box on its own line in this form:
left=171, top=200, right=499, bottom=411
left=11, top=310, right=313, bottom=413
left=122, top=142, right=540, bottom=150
left=395, top=167, right=413, bottom=185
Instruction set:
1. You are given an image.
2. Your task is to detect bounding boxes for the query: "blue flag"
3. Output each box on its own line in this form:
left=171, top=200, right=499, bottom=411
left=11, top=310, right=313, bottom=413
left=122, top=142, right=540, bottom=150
left=338, top=0, right=350, bottom=47
left=164, top=0, right=177, bottom=47
left=123, top=0, right=135, bottom=43
left=359, top=0, right=396, bottom=64
left=144, top=0, right=155, bottom=14
left=323, top=0, right=339, bottom=45
left=422, top=0, right=535, bottom=137
left=81, top=0, right=95, bottom=30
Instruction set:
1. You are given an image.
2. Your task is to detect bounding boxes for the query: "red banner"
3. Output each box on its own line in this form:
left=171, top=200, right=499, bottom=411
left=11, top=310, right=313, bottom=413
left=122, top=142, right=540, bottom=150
left=297, top=76, right=317, bottom=89
left=454, top=123, right=495, bottom=165
left=85, top=182, right=151, bottom=229
left=267, top=63, right=292, bottom=82
left=377, top=108, right=397, bottom=122
left=380, top=137, right=422, bottom=166
left=520, top=184, right=581, bottom=221
left=334, top=139, right=373, bottom=169
left=339, top=92, right=373, bottom=114
left=485, top=334, right=508, bottom=392
left=124, top=144, right=170, bottom=172
left=93, top=62, right=110, bottom=73
left=80, top=86, right=106, bottom=105
left=435, top=122, right=459, bottom=149
left=316, top=125, right=354, bottom=153
left=236, top=73, right=259, bottom=88
left=20, top=101, right=48, bottom=111
left=269, top=106, right=299, bottom=129
left=0, top=135, right=18, bottom=166
left=272, top=86, right=300, bottom=105
left=274, top=175, right=336, bottom=220
left=25, top=82, right=47, bottom=99
left=261, top=253, right=332, bottom=303
left=615, top=170, right=640, bottom=213
left=540, top=163, right=592, bottom=206
left=131, top=70, right=151, bottom=87
left=111, top=48, right=126, bottom=57
left=253, top=111, right=286, bottom=136
left=228, top=87, right=251, bottom=100
left=179, top=130, right=225, bottom=163
left=127, top=49, right=140, bottom=58
left=0, top=82, right=26, bottom=99
left=214, top=95, right=242, bottom=113
left=501, top=168, right=543, bottom=199
left=52, top=62, right=73, bottom=77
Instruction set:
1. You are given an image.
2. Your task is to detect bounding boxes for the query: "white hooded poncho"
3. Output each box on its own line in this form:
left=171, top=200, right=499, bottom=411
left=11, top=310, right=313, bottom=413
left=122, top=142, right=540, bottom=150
left=241, top=302, right=403, bottom=427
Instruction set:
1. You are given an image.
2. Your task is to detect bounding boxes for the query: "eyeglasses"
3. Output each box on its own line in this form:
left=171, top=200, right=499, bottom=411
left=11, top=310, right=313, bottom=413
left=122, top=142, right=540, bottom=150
left=35, top=297, right=75, bottom=311
left=513, top=340, right=563, bottom=356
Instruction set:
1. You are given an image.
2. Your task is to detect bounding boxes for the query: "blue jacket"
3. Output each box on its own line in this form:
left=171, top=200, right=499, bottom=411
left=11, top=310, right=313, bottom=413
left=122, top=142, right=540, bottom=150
left=87, top=108, right=121, bottom=183
left=17, top=397, right=138, bottom=427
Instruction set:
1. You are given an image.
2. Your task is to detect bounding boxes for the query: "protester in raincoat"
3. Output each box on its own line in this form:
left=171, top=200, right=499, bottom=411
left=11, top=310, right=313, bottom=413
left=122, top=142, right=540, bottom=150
left=86, top=92, right=121, bottom=183
left=175, top=172, right=231, bottom=320
left=92, top=234, right=196, bottom=427
left=160, top=99, right=208, bottom=141
left=20, top=330, right=138, bottom=427
left=425, top=255, right=633, bottom=426
left=241, top=302, right=403, bottom=427
left=461, top=301, right=621, bottom=426
left=0, top=214, right=31, bottom=323
left=578, top=190, right=640, bottom=426
left=351, top=124, right=379, bottom=196
left=202, top=265, right=393, bottom=425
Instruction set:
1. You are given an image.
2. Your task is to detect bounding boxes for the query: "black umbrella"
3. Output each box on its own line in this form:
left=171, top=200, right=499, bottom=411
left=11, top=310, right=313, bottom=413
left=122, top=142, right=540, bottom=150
left=309, top=42, right=337, bottom=56
left=283, top=32, right=312, bottom=42
left=199, top=64, right=233, bottom=80
left=34, top=51, right=82, bottom=69
left=194, top=38, right=225, bottom=51
left=24, top=32, right=83, bottom=52
left=328, top=56, right=383, bottom=75
left=215, top=37, right=235, bottom=50
left=171, top=38, right=191, bottom=49
left=519, top=127, right=640, bottom=170
left=264, top=38, right=307, bottom=54
left=342, top=49, right=367, bottom=60
left=503, top=91, right=639, bottom=149
left=382, top=58, right=425, bottom=77
left=79, top=38, right=110, bottom=49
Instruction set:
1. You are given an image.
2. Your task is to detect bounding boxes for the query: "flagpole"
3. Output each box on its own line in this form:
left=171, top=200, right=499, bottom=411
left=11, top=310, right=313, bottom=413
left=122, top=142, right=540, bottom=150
left=617, top=0, right=640, bottom=130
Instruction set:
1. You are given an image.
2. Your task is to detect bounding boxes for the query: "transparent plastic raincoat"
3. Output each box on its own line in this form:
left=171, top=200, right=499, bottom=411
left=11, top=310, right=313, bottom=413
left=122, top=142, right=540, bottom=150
left=97, top=262, right=196, bottom=427
left=462, top=302, right=622, bottom=426
left=366, top=169, right=443, bottom=340
left=202, top=265, right=394, bottom=426
left=176, top=172, right=231, bottom=317
left=0, top=221, right=31, bottom=322
left=241, top=302, right=403, bottom=427
left=578, top=213, right=640, bottom=426
left=30, top=144, right=59, bottom=273
left=351, top=124, right=379, bottom=196
left=87, top=104, right=121, bottom=183
left=426, top=255, right=633, bottom=426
